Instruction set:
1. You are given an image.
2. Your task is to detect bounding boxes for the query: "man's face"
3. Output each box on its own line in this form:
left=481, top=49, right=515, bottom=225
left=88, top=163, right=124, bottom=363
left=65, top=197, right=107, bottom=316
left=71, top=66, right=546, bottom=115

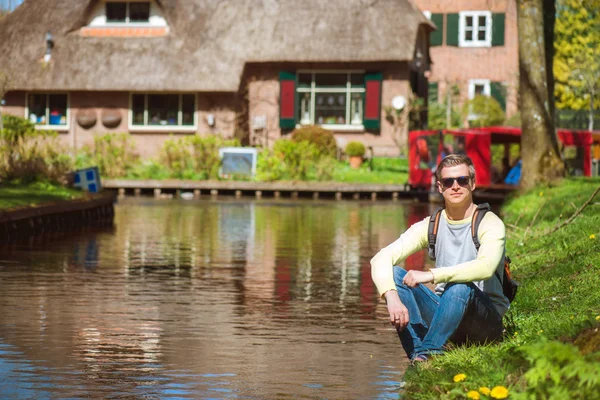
left=437, top=164, right=475, bottom=205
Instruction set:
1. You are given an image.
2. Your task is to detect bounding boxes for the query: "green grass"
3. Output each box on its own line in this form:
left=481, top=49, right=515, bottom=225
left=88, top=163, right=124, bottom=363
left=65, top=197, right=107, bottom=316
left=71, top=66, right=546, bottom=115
left=331, top=161, right=408, bottom=184
left=403, top=177, right=600, bottom=399
left=0, top=182, right=84, bottom=210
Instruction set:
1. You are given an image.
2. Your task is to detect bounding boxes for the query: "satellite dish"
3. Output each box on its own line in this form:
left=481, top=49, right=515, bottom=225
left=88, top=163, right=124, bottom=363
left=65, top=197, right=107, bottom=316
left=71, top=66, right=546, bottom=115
left=391, top=95, right=407, bottom=110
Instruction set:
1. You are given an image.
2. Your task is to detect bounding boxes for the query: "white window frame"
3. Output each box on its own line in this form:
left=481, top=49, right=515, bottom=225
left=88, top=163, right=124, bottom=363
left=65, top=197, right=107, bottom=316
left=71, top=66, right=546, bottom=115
left=467, top=79, right=491, bottom=120
left=468, top=79, right=491, bottom=99
left=88, top=1, right=167, bottom=28
left=128, top=93, right=198, bottom=132
left=296, top=70, right=366, bottom=132
left=459, top=11, right=492, bottom=48
left=25, top=92, right=70, bottom=131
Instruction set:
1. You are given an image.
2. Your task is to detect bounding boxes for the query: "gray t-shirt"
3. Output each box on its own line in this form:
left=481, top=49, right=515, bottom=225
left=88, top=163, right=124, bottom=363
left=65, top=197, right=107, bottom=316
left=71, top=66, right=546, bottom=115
left=434, top=216, right=510, bottom=316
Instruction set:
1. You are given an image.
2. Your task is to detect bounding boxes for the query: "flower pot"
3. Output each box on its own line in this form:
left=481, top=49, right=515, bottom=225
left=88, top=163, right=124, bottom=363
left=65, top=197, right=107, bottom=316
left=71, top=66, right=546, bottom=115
left=349, top=155, right=363, bottom=169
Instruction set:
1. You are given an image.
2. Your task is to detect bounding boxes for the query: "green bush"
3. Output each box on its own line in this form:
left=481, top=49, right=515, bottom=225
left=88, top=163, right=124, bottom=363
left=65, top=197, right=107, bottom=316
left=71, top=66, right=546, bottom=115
left=428, top=101, right=463, bottom=129
left=82, top=133, right=139, bottom=178
left=159, top=134, right=239, bottom=180
left=0, top=115, right=73, bottom=184
left=256, top=139, right=334, bottom=181
left=462, top=95, right=506, bottom=127
left=345, top=141, right=366, bottom=157
left=505, top=112, right=521, bottom=127
left=291, top=126, right=337, bottom=158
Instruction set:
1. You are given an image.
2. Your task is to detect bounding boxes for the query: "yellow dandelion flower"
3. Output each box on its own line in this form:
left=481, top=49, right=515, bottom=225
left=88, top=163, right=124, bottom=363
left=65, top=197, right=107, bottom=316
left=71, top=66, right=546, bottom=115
left=467, top=390, right=481, bottom=399
left=453, top=373, right=467, bottom=382
left=539, top=192, right=544, bottom=197
left=596, top=316, right=600, bottom=321
left=538, top=329, right=544, bottom=334
left=570, top=315, right=575, bottom=320
left=490, top=386, right=509, bottom=399
left=590, top=234, right=596, bottom=240
left=479, top=387, right=491, bottom=395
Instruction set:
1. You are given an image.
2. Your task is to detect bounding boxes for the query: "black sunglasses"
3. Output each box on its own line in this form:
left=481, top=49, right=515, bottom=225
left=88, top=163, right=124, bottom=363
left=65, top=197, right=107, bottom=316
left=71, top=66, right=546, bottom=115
left=439, top=176, right=471, bottom=189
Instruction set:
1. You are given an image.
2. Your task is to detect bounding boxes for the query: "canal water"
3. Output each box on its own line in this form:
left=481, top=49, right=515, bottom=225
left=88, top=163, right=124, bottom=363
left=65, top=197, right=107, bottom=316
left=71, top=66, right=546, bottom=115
left=0, top=198, right=435, bottom=399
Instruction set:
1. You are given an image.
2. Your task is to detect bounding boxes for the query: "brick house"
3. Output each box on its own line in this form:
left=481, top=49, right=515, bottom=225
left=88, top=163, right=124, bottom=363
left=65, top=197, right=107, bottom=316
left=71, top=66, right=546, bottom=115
left=412, top=0, right=518, bottom=120
left=0, top=0, right=434, bottom=158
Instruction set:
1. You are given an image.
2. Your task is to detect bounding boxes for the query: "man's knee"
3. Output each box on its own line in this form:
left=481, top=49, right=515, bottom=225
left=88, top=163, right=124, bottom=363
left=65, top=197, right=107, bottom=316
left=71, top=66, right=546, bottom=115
left=443, top=283, right=473, bottom=303
left=393, top=266, right=408, bottom=286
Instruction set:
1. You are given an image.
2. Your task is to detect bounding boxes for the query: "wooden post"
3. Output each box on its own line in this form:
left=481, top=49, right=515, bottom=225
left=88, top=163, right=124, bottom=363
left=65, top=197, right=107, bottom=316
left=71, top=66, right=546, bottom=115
left=194, top=189, right=201, bottom=198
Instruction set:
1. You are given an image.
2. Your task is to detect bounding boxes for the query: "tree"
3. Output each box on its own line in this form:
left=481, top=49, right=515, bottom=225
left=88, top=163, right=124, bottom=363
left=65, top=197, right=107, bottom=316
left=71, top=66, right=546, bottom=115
left=518, top=0, right=565, bottom=190
left=554, top=0, right=600, bottom=130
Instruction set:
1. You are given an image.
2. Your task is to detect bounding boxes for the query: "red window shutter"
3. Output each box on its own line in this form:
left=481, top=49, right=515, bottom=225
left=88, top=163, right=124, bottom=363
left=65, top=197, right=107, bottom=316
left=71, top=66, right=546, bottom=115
left=364, top=72, right=382, bottom=131
left=279, top=71, right=296, bottom=129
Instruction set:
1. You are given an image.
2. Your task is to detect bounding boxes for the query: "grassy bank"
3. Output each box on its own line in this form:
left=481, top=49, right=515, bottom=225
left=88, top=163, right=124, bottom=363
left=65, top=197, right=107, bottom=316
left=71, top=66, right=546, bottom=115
left=403, top=178, right=600, bottom=399
left=0, top=182, right=83, bottom=210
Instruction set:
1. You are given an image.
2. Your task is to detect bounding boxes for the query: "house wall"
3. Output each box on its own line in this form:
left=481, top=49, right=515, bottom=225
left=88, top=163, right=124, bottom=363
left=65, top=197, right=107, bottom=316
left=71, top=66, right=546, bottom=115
left=245, top=62, right=412, bottom=157
left=413, top=0, right=519, bottom=117
left=2, top=91, right=236, bottom=159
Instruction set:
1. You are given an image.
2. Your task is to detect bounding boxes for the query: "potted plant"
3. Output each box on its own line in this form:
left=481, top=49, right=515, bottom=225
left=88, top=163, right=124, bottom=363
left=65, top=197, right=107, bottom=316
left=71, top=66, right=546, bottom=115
left=345, top=141, right=366, bottom=169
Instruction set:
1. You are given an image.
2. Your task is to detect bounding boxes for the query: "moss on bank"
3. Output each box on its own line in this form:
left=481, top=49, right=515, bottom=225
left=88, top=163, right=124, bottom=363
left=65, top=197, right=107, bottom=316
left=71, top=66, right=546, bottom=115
left=0, top=182, right=83, bottom=210
left=403, top=178, right=600, bottom=399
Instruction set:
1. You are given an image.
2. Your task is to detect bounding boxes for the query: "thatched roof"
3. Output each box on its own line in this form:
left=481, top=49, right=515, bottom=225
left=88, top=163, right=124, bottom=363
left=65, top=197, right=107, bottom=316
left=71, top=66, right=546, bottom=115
left=0, top=0, right=432, bottom=92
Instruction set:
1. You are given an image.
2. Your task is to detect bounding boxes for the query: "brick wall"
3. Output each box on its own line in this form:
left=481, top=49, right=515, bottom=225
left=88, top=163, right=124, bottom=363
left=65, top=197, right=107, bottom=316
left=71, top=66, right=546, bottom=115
left=414, top=0, right=519, bottom=117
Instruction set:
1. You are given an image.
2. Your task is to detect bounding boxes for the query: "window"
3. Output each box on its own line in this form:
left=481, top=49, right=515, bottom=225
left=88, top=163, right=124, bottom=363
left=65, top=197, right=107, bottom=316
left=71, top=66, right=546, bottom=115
left=106, top=2, right=150, bottom=23
left=131, top=93, right=196, bottom=128
left=467, top=79, right=491, bottom=120
left=468, top=79, right=491, bottom=99
left=459, top=11, right=491, bottom=47
left=27, top=93, right=68, bottom=127
left=297, top=72, right=365, bottom=128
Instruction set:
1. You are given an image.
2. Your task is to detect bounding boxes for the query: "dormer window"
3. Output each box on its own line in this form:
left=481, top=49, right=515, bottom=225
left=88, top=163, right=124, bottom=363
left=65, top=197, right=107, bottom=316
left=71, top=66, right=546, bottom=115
left=106, top=2, right=150, bottom=24
left=83, top=0, right=168, bottom=36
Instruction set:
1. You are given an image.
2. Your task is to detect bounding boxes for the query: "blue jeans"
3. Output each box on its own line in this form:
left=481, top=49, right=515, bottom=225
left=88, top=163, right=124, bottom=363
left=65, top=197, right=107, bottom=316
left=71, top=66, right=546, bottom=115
left=393, top=266, right=503, bottom=360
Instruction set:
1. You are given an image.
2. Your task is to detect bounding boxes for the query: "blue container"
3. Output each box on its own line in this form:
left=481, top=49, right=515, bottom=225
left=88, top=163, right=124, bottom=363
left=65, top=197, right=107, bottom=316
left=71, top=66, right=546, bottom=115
left=49, top=114, right=62, bottom=125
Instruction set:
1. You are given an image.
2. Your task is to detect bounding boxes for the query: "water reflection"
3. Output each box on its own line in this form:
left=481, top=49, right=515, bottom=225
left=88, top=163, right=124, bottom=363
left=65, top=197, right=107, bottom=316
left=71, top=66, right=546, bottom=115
left=0, top=197, right=435, bottom=399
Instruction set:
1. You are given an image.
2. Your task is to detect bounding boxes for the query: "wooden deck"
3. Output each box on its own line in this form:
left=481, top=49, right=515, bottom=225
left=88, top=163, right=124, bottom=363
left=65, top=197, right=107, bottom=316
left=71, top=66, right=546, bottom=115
left=102, top=179, right=423, bottom=201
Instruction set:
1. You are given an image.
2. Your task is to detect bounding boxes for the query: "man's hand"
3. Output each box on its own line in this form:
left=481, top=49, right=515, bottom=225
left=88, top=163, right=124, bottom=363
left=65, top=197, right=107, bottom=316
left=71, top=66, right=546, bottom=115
left=384, top=290, right=410, bottom=330
left=402, top=270, right=434, bottom=288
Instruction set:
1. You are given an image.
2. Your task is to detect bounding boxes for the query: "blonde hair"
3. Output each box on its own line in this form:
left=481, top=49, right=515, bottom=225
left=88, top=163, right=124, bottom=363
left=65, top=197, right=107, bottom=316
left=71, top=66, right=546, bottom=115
left=435, top=154, right=476, bottom=182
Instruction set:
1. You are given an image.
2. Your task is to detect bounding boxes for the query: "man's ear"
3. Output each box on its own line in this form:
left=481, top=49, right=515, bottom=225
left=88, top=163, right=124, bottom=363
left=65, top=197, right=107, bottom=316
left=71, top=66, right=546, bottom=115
left=437, top=181, right=443, bottom=194
left=470, top=178, right=476, bottom=191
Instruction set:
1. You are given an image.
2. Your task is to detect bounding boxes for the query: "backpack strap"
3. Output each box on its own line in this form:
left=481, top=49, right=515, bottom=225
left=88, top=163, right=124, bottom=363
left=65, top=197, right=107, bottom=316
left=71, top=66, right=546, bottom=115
left=472, top=203, right=505, bottom=285
left=427, top=207, right=444, bottom=260
left=471, top=203, right=491, bottom=251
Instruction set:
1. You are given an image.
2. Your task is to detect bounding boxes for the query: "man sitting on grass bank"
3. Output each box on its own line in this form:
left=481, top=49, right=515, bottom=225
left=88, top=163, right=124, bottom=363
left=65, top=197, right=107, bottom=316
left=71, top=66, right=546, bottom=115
left=371, top=154, right=510, bottom=363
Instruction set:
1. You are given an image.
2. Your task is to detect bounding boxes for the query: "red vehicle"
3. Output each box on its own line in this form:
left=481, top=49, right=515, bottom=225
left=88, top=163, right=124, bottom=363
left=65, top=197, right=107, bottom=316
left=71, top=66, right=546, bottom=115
left=408, top=126, right=594, bottom=190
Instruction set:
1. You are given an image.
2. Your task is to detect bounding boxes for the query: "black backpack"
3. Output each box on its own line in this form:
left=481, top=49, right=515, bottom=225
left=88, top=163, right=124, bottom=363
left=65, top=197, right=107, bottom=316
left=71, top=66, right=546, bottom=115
left=427, top=203, right=519, bottom=303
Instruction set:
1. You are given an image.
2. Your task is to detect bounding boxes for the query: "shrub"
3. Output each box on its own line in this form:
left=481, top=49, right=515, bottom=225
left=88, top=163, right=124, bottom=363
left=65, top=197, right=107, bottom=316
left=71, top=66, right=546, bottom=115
left=462, top=95, right=505, bottom=127
left=257, top=139, right=334, bottom=181
left=427, top=101, right=463, bottom=129
left=345, top=141, right=366, bottom=157
left=82, top=133, right=140, bottom=178
left=159, top=134, right=240, bottom=180
left=505, top=112, right=521, bottom=127
left=0, top=115, right=73, bottom=184
left=291, top=126, right=337, bottom=158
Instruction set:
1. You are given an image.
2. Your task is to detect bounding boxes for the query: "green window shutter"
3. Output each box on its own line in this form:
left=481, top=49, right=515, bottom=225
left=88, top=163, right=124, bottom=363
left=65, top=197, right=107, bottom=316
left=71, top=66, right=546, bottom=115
left=492, top=13, right=505, bottom=46
left=446, top=13, right=459, bottom=46
left=363, top=72, right=382, bottom=131
left=430, top=14, right=444, bottom=46
left=490, top=81, right=506, bottom=111
left=279, top=71, right=296, bottom=130
left=428, top=82, right=439, bottom=103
